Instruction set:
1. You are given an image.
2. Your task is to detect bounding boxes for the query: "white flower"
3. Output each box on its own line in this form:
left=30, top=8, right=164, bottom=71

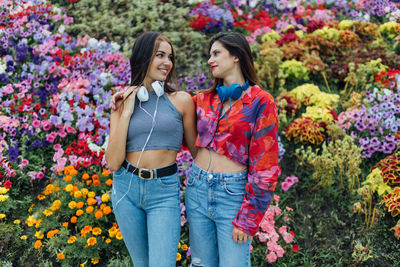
left=363, top=14, right=370, bottom=21
left=110, top=42, right=120, bottom=51
left=88, top=38, right=99, bottom=48
left=58, top=25, right=65, bottom=33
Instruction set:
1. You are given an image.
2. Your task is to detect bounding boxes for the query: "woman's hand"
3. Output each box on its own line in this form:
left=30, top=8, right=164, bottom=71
left=232, top=226, right=251, bottom=244
left=110, top=86, right=138, bottom=117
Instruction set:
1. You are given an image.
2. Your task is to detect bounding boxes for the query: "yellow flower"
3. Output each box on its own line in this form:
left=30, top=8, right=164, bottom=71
left=181, top=244, right=188, bottom=251
left=91, top=257, right=100, bottom=264
left=57, top=253, right=65, bottom=260
left=67, top=236, right=77, bottom=244
left=13, top=219, right=21, bottom=224
left=0, top=214, right=6, bottom=219
left=36, top=194, right=45, bottom=201
left=68, top=201, right=77, bottom=209
left=81, top=188, right=89, bottom=196
left=43, top=209, right=53, bottom=216
left=53, top=199, right=61, bottom=207
left=0, top=186, right=9, bottom=194
left=20, top=235, right=27, bottom=240
left=65, top=184, right=73, bottom=192
left=92, top=227, right=102, bottom=236
left=338, top=20, right=355, bottom=30
left=176, top=252, right=182, bottom=261
left=87, top=237, right=97, bottom=246
left=116, top=231, right=123, bottom=240
left=28, top=203, right=35, bottom=212
left=88, top=191, right=96, bottom=198
left=108, top=227, right=118, bottom=238
left=101, top=193, right=109, bottom=202
left=34, top=240, right=42, bottom=249
left=74, top=191, right=82, bottom=198
left=35, top=231, right=44, bottom=239
left=26, top=215, right=36, bottom=227
left=105, top=238, right=111, bottom=244
left=178, top=242, right=181, bottom=249
left=289, top=83, right=321, bottom=103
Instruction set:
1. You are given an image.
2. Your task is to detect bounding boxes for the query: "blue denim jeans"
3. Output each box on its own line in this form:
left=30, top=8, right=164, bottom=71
left=111, top=161, right=181, bottom=267
left=185, top=163, right=251, bottom=267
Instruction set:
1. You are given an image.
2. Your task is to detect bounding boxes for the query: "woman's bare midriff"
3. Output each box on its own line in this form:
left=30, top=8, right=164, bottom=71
left=126, top=149, right=178, bottom=169
left=194, top=147, right=247, bottom=173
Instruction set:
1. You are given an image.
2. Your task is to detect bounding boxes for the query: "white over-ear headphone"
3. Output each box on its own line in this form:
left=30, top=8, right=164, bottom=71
left=137, top=81, right=164, bottom=102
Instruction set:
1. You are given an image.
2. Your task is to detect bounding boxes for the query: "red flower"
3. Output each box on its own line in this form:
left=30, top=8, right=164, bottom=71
left=292, top=244, right=299, bottom=252
left=289, top=230, right=295, bottom=237
left=3, top=180, right=12, bottom=189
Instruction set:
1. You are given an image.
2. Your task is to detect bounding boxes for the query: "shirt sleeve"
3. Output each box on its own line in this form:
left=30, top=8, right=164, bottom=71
left=232, top=94, right=281, bottom=236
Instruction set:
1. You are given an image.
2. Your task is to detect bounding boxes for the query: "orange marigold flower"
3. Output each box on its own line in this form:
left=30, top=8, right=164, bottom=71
left=86, top=180, right=92, bottom=186
left=62, top=222, right=69, bottom=228
left=103, top=206, right=112, bottom=215
left=37, top=194, right=45, bottom=200
left=57, top=253, right=65, bottom=260
left=67, top=236, right=77, bottom=244
left=92, top=179, right=101, bottom=186
left=70, top=168, right=78, bottom=176
left=76, top=201, right=84, bottom=209
left=102, top=169, right=111, bottom=177
left=86, top=206, right=94, bottom=213
left=81, top=225, right=93, bottom=237
left=105, top=179, right=113, bottom=186
left=47, top=229, right=59, bottom=238
left=95, top=210, right=103, bottom=219
left=64, top=175, right=72, bottom=182
left=34, top=240, right=42, bottom=249
left=53, top=200, right=61, bottom=207
left=91, top=257, right=99, bottom=264
left=87, top=197, right=97, bottom=205
left=76, top=209, right=84, bottom=216
left=92, top=227, right=102, bottom=236
left=87, top=237, right=97, bottom=246
left=82, top=173, right=90, bottom=180
left=70, top=216, right=77, bottom=224
left=92, top=174, right=99, bottom=180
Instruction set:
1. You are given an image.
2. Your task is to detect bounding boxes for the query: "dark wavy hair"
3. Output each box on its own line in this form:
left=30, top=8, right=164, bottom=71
left=130, top=32, right=176, bottom=93
left=207, top=32, right=260, bottom=92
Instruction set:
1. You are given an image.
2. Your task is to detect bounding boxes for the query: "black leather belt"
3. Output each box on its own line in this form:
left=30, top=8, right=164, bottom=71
left=122, top=160, right=177, bottom=180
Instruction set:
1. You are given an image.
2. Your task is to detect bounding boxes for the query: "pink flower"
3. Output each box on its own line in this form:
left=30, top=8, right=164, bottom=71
left=278, top=226, right=287, bottom=234
left=286, top=206, right=294, bottom=211
left=257, top=232, right=269, bottom=242
left=32, top=119, right=40, bottom=128
left=273, top=194, right=280, bottom=203
left=282, top=231, right=294, bottom=244
left=48, top=64, right=57, bottom=73
left=21, top=159, right=29, bottom=166
left=266, top=251, right=277, bottom=263
left=181, top=215, right=187, bottom=226
left=53, top=144, right=62, bottom=151
left=281, top=181, right=290, bottom=191
left=275, top=244, right=285, bottom=258
left=46, top=132, right=58, bottom=143
left=35, top=172, right=44, bottom=179
left=52, top=14, right=61, bottom=21
left=65, top=126, right=76, bottom=134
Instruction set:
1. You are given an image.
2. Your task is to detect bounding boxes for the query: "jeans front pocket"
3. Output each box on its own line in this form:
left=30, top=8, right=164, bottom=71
left=185, top=171, right=201, bottom=211
left=156, top=173, right=179, bottom=188
left=223, top=178, right=247, bottom=196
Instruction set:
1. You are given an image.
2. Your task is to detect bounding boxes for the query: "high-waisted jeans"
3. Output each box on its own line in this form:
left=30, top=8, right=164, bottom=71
left=185, top=163, right=251, bottom=267
left=111, top=160, right=181, bottom=267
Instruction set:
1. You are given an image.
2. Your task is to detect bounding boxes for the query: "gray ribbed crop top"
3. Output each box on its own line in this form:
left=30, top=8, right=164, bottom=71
left=126, top=90, right=183, bottom=152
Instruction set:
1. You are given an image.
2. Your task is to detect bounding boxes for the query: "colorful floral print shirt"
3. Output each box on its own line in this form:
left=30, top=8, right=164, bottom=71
left=193, top=85, right=281, bottom=236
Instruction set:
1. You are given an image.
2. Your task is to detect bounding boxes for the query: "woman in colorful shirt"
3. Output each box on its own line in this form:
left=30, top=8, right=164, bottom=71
left=186, top=32, right=281, bottom=267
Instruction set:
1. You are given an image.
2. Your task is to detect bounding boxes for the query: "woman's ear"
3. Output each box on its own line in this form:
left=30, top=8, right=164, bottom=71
left=233, top=56, right=239, bottom=63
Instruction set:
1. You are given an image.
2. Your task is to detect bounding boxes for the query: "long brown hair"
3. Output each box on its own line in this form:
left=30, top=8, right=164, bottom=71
left=130, top=32, right=176, bottom=93
left=206, top=32, right=260, bottom=92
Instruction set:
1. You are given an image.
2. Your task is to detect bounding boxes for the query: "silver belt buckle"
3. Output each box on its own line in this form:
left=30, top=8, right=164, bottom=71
left=138, top=168, right=154, bottom=180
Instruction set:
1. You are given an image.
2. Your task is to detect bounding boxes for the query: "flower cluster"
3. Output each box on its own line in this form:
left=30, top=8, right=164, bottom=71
left=254, top=194, right=298, bottom=263
left=26, top=165, right=125, bottom=265
left=338, top=86, right=400, bottom=158
left=281, top=176, right=299, bottom=191
left=177, top=73, right=214, bottom=92
left=285, top=117, right=325, bottom=145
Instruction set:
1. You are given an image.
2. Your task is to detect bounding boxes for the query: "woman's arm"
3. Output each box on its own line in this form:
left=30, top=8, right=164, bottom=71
left=105, top=87, right=138, bottom=171
left=232, top=92, right=281, bottom=236
left=175, top=91, right=198, bottom=158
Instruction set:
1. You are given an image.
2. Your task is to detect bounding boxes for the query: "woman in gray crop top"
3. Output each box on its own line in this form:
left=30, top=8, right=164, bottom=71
left=105, top=32, right=197, bottom=267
